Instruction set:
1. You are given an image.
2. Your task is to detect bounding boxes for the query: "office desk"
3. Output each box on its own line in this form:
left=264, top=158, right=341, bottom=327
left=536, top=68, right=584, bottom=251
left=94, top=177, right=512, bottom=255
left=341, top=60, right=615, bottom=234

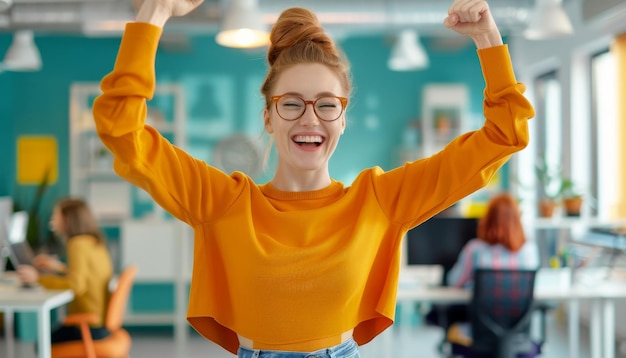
left=0, top=282, right=74, bottom=358
left=395, top=280, right=626, bottom=358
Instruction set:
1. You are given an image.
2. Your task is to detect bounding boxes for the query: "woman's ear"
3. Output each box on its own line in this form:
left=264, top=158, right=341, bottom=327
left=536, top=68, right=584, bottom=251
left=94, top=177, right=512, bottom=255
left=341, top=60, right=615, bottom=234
left=264, top=109, right=273, bottom=134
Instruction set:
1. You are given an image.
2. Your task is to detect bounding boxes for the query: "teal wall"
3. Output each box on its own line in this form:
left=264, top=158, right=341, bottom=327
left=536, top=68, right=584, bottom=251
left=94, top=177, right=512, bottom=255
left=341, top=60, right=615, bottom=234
left=0, top=30, right=496, bottom=321
left=0, top=54, right=14, bottom=197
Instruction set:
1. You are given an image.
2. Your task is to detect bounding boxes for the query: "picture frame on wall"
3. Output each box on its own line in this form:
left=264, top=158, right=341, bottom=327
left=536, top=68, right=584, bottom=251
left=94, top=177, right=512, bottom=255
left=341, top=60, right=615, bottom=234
left=421, top=84, right=469, bottom=156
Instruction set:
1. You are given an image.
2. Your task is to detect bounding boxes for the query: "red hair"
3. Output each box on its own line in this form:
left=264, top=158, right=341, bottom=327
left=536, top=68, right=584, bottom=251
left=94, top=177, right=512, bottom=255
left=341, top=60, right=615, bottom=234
left=477, top=193, right=526, bottom=252
left=261, top=7, right=352, bottom=108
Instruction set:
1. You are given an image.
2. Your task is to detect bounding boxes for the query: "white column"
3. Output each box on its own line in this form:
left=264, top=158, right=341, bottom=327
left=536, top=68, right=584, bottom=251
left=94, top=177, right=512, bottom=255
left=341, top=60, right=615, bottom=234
left=4, top=308, right=15, bottom=358
left=603, top=299, right=616, bottom=358
left=37, top=306, right=51, bottom=358
left=590, top=299, right=602, bottom=358
left=568, top=299, right=579, bottom=358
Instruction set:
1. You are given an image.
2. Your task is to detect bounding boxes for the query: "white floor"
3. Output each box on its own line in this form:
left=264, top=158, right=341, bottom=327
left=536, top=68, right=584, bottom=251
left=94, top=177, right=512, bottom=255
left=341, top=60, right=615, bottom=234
left=2, top=308, right=624, bottom=358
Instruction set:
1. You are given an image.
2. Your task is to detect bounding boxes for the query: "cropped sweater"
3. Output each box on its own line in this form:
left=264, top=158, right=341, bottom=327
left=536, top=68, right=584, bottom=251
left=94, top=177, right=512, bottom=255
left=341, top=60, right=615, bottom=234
left=38, top=235, right=113, bottom=326
left=92, top=22, right=535, bottom=354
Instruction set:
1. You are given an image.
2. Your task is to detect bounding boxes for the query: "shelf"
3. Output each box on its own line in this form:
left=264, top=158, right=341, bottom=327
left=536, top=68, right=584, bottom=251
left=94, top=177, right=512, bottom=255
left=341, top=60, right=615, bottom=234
left=70, top=82, right=189, bottom=332
left=125, top=313, right=176, bottom=325
left=529, top=217, right=626, bottom=230
left=77, top=114, right=177, bottom=134
left=97, top=215, right=128, bottom=227
left=76, top=168, right=119, bottom=180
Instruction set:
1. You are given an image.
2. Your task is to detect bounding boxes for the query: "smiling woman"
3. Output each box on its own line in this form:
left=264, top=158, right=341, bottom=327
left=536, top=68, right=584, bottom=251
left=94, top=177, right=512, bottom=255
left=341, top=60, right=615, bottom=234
left=91, top=0, right=534, bottom=356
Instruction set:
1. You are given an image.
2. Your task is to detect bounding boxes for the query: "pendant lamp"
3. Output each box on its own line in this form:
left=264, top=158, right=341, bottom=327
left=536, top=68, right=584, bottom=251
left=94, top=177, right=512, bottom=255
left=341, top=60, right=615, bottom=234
left=2, top=30, right=42, bottom=72
left=524, top=0, right=574, bottom=40
left=388, top=30, right=429, bottom=71
left=216, top=0, right=269, bottom=49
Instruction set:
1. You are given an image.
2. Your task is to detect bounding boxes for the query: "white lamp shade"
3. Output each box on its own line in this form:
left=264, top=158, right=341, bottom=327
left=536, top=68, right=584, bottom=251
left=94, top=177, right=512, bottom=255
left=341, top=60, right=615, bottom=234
left=216, top=0, right=269, bottom=49
left=2, top=30, right=42, bottom=71
left=0, top=0, right=12, bottom=13
left=524, top=0, right=574, bottom=40
left=388, top=30, right=429, bottom=71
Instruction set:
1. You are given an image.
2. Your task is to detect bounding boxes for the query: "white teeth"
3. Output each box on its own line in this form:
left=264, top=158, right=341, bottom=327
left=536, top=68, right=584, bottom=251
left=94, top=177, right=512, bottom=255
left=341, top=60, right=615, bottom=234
left=294, top=135, right=322, bottom=143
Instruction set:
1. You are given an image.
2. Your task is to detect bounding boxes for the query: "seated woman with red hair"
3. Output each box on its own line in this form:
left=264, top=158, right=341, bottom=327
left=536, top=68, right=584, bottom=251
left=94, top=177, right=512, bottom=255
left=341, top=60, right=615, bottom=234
left=447, top=192, right=540, bottom=288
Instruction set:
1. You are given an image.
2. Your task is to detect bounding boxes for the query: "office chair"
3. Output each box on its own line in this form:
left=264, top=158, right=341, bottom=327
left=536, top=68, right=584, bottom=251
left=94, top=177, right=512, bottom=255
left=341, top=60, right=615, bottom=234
left=51, top=265, right=138, bottom=358
left=445, top=269, right=542, bottom=358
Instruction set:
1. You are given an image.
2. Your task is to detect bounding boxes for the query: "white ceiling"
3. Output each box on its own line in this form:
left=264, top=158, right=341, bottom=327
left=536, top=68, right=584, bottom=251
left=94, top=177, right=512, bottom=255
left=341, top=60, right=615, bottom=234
left=0, top=0, right=536, bottom=37
left=2, top=0, right=623, bottom=40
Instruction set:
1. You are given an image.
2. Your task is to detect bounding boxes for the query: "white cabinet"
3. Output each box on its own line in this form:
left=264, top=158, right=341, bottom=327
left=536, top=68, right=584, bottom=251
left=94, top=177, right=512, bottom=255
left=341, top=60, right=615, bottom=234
left=121, top=220, right=180, bottom=281
left=120, top=218, right=193, bottom=338
left=395, top=84, right=470, bottom=164
left=69, top=83, right=192, bottom=340
left=421, top=84, right=469, bottom=157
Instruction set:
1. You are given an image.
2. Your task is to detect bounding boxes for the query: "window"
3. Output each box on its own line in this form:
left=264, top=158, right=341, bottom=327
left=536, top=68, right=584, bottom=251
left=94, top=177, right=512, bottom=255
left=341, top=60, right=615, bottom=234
left=590, top=49, right=619, bottom=218
left=533, top=71, right=562, bottom=201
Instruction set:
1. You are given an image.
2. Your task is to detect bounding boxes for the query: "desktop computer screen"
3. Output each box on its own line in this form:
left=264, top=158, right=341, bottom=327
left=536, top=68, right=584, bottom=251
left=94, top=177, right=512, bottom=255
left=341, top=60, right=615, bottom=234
left=0, top=197, right=11, bottom=244
left=0, top=197, right=12, bottom=273
left=406, top=217, right=479, bottom=286
left=1, top=211, right=35, bottom=267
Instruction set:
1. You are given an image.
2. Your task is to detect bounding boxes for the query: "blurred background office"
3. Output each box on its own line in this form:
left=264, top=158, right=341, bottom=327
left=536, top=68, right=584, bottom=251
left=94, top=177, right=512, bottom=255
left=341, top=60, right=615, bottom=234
left=1, top=0, right=626, bottom=357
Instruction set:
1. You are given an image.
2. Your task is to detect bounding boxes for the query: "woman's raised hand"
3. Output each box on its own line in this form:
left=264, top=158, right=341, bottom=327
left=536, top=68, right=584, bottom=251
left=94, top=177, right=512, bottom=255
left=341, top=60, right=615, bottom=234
left=443, top=0, right=502, bottom=48
left=134, top=0, right=205, bottom=27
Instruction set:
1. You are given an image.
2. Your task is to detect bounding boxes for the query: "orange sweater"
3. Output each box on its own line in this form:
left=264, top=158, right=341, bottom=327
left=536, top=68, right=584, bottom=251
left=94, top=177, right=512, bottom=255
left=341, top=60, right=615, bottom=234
left=38, top=235, right=113, bottom=326
left=93, top=22, right=534, bottom=354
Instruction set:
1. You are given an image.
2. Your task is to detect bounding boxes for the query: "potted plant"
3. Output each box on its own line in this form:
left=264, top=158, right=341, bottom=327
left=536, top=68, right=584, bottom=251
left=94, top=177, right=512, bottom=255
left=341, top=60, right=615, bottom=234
left=534, top=156, right=562, bottom=218
left=560, top=178, right=583, bottom=217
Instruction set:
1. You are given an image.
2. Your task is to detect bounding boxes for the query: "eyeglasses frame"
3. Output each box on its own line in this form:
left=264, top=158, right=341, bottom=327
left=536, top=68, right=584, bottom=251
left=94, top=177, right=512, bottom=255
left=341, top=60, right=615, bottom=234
left=271, top=94, right=349, bottom=122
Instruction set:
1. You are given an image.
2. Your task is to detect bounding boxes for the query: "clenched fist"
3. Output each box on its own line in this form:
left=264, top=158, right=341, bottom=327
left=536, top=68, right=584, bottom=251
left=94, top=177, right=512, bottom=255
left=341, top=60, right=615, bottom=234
left=443, top=0, right=502, bottom=48
left=133, top=0, right=205, bottom=27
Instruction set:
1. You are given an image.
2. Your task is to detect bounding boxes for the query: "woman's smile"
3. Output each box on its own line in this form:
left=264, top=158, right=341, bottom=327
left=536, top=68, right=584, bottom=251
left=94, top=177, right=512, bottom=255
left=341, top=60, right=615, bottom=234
left=292, top=134, right=324, bottom=150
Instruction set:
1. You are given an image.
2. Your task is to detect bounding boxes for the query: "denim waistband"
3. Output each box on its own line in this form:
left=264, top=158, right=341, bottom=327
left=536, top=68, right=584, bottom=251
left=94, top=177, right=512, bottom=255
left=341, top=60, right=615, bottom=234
left=237, top=338, right=360, bottom=358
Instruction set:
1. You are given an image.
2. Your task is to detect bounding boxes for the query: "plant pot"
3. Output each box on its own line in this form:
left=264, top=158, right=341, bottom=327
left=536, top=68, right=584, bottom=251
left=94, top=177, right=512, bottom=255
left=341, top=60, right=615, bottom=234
left=539, top=199, right=557, bottom=218
left=563, top=197, right=583, bottom=217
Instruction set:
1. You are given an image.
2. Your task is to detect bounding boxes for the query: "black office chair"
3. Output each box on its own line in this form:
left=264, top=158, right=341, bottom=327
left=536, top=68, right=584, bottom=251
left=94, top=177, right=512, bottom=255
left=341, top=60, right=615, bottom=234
left=445, top=269, right=543, bottom=358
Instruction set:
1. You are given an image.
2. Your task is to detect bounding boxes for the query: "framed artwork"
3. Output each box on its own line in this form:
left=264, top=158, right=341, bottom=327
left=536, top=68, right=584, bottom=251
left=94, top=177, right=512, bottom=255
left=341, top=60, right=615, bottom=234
left=421, top=84, right=469, bottom=156
left=16, top=136, right=58, bottom=185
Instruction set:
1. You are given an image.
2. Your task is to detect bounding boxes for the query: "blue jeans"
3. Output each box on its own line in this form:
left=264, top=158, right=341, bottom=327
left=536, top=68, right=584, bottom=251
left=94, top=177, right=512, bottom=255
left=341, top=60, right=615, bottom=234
left=237, top=338, right=360, bottom=358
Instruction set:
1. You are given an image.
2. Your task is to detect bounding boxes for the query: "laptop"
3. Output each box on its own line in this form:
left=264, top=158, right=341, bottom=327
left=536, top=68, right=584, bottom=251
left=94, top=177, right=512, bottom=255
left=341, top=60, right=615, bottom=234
left=5, top=211, right=36, bottom=266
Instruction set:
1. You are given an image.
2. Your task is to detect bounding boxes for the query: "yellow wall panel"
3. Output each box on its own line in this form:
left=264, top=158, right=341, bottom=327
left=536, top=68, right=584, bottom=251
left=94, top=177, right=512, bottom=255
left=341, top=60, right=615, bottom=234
left=613, top=34, right=626, bottom=217
left=16, top=136, right=58, bottom=185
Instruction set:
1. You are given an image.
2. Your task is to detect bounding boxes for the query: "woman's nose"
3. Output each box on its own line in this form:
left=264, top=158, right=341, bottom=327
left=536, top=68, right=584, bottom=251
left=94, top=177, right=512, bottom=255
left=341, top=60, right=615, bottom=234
left=298, top=104, right=320, bottom=126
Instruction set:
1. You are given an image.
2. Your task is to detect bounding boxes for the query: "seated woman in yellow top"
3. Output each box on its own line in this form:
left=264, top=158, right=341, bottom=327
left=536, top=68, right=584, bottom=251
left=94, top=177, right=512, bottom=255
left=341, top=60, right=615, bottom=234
left=17, top=198, right=113, bottom=343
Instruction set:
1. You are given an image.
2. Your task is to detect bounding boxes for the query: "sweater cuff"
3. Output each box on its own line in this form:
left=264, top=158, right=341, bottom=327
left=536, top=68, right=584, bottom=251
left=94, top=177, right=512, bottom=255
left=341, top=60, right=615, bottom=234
left=114, top=22, right=163, bottom=73
left=477, top=44, right=517, bottom=92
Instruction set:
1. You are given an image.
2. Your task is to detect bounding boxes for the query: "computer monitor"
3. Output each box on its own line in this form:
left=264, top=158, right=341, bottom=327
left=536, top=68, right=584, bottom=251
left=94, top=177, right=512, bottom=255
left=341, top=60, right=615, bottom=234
left=0, top=197, right=12, bottom=272
left=405, top=217, right=479, bottom=286
left=4, top=211, right=35, bottom=266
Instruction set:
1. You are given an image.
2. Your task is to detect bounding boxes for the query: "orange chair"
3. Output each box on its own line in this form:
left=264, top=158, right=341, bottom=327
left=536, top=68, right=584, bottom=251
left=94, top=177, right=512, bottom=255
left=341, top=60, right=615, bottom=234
left=51, top=265, right=138, bottom=358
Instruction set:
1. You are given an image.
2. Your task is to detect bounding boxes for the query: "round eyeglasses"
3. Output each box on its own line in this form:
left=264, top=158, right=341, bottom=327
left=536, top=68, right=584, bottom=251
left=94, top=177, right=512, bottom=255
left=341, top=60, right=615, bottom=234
left=272, top=94, right=348, bottom=122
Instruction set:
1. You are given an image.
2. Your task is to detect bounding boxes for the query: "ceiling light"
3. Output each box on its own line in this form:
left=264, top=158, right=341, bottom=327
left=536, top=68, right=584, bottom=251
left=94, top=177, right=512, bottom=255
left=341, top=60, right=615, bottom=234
left=388, top=30, right=429, bottom=71
left=0, top=0, right=11, bottom=13
left=524, top=0, right=574, bottom=40
left=2, top=30, right=42, bottom=71
left=216, top=0, right=269, bottom=49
